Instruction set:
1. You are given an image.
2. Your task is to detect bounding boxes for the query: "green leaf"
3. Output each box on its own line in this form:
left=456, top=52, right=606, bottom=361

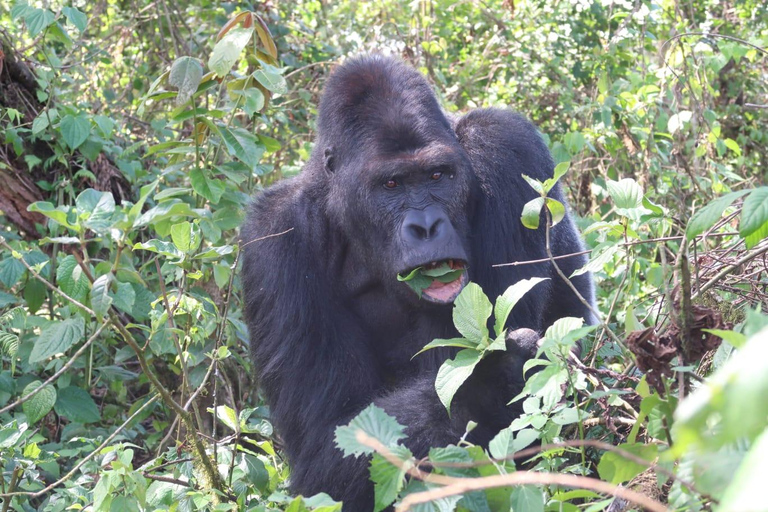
left=22, top=381, right=56, bottom=424
left=208, top=27, right=253, bottom=77
left=571, top=241, right=620, bottom=278
left=190, top=168, right=225, bottom=204
left=719, top=428, right=768, bottom=512
left=606, top=178, right=643, bottom=210
left=24, top=8, right=55, bottom=37
left=134, top=239, right=184, bottom=259
left=370, top=447, right=412, bottom=512
left=29, top=317, right=85, bottom=363
left=542, top=161, right=569, bottom=193
left=111, top=282, right=136, bottom=314
left=686, top=190, right=750, bottom=238
left=723, top=138, right=741, bottom=156
left=598, top=443, right=658, bottom=484
left=521, top=197, right=545, bottom=229
left=739, top=187, right=768, bottom=247
left=335, top=404, right=407, bottom=457
left=56, top=255, right=89, bottom=303
left=702, top=328, right=746, bottom=349
left=27, top=202, right=76, bottom=230
left=171, top=221, right=195, bottom=253
left=452, top=282, right=492, bottom=344
left=214, top=405, right=239, bottom=431
left=435, top=349, right=482, bottom=413
left=169, top=56, right=203, bottom=106
left=76, top=189, right=116, bottom=232
left=217, top=126, right=265, bottom=169
left=0, top=257, right=25, bottom=288
left=252, top=66, right=287, bottom=94
left=494, top=277, right=548, bottom=337
left=60, top=114, right=91, bottom=151
left=510, top=486, right=544, bottom=512
left=545, top=198, right=565, bottom=226
left=91, top=274, right=113, bottom=320
left=54, top=386, right=100, bottom=423
left=62, top=6, right=87, bottom=32
left=521, top=174, right=544, bottom=195
left=414, top=337, right=480, bottom=357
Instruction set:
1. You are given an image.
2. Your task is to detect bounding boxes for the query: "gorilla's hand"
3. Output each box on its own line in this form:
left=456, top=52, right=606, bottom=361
left=504, top=328, right=540, bottom=360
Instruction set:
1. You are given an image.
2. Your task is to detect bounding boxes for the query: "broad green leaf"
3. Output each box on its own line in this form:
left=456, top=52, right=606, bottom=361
left=60, top=114, right=91, bottom=151
left=545, top=197, right=565, bottom=226
left=494, top=277, right=548, bottom=337
left=169, top=56, right=203, bottom=106
left=435, top=349, right=482, bottom=413
left=252, top=66, right=287, bottom=94
left=111, top=282, right=136, bottom=314
left=28, top=202, right=76, bottom=230
left=76, top=189, right=116, bottom=232
left=719, top=428, right=768, bottom=512
left=171, top=221, right=194, bottom=253
left=571, top=241, right=620, bottom=278
left=133, top=240, right=184, bottom=259
left=414, top=337, right=480, bottom=357
left=686, top=190, right=750, bottom=238
left=214, top=405, right=239, bottom=431
left=22, top=381, right=56, bottom=424
left=723, top=138, right=741, bottom=156
left=335, top=404, right=407, bottom=457
left=542, top=162, right=569, bottom=193
left=702, top=328, right=746, bottom=349
left=54, top=386, right=100, bottom=423
left=510, top=486, right=545, bottom=512
left=452, top=282, right=492, bottom=343
left=598, top=443, right=658, bottom=484
left=62, top=6, right=87, bottom=32
left=739, top=187, right=768, bottom=248
left=370, top=447, right=412, bottom=512
left=133, top=201, right=196, bottom=228
left=217, top=126, right=265, bottom=169
left=208, top=27, right=253, bottom=77
left=24, top=8, right=55, bottom=37
left=521, top=197, right=545, bottom=229
left=190, top=168, right=225, bottom=204
left=606, top=178, right=643, bottom=210
left=521, top=174, right=544, bottom=195
left=56, top=255, right=89, bottom=302
left=0, top=258, right=25, bottom=288
left=29, top=317, right=85, bottom=363
left=675, top=327, right=768, bottom=451
left=91, top=274, right=113, bottom=320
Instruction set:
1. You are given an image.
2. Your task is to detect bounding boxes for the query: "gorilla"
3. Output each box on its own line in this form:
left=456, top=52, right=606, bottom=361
left=241, top=55, right=594, bottom=510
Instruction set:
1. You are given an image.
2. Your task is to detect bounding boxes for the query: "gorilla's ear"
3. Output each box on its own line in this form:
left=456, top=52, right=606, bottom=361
left=323, top=147, right=335, bottom=174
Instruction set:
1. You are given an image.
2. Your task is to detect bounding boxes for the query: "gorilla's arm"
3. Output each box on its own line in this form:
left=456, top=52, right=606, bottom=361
left=455, top=109, right=595, bottom=328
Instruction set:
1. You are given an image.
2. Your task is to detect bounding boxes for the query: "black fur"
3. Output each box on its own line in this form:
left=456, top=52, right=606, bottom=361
left=240, top=55, right=595, bottom=510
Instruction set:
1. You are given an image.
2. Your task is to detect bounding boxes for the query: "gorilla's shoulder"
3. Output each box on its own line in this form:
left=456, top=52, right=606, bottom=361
left=241, top=177, right=305, bottom=247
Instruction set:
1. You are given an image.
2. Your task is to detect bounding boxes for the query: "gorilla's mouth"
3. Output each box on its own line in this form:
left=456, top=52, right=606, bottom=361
left=399, top=259, right=468, bottom=304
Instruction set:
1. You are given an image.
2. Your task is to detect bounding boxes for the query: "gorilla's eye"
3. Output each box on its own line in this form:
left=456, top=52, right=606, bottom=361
left=383, top=179, right=399, bottom=189
left=430, top=171, right=443, bottom=181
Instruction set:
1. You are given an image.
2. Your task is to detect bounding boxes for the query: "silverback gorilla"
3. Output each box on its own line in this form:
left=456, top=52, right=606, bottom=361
left=241, top=55, right=595, bottom=510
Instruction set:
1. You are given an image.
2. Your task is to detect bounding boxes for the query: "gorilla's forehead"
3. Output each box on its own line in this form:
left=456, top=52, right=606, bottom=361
left=361, top=144, right=463, bottom=176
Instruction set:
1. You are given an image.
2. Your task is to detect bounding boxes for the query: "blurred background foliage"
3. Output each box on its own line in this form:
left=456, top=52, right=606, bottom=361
left=0, top=0, right=767, bottom=510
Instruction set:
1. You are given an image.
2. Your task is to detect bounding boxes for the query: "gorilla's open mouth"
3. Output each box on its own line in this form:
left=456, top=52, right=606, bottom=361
left=399, top=259, right=468, bottom=304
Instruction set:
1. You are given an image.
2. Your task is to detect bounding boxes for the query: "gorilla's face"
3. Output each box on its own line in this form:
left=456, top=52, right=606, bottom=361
left=328, top=141, right=474, bottom=305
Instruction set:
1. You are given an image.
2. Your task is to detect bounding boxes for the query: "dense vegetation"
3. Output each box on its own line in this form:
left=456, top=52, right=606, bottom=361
left=0, top=0, right=767, bottom=510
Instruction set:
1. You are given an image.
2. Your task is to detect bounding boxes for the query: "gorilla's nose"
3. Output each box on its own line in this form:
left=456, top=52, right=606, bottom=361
left=402, top=207, right=449, bottom=243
